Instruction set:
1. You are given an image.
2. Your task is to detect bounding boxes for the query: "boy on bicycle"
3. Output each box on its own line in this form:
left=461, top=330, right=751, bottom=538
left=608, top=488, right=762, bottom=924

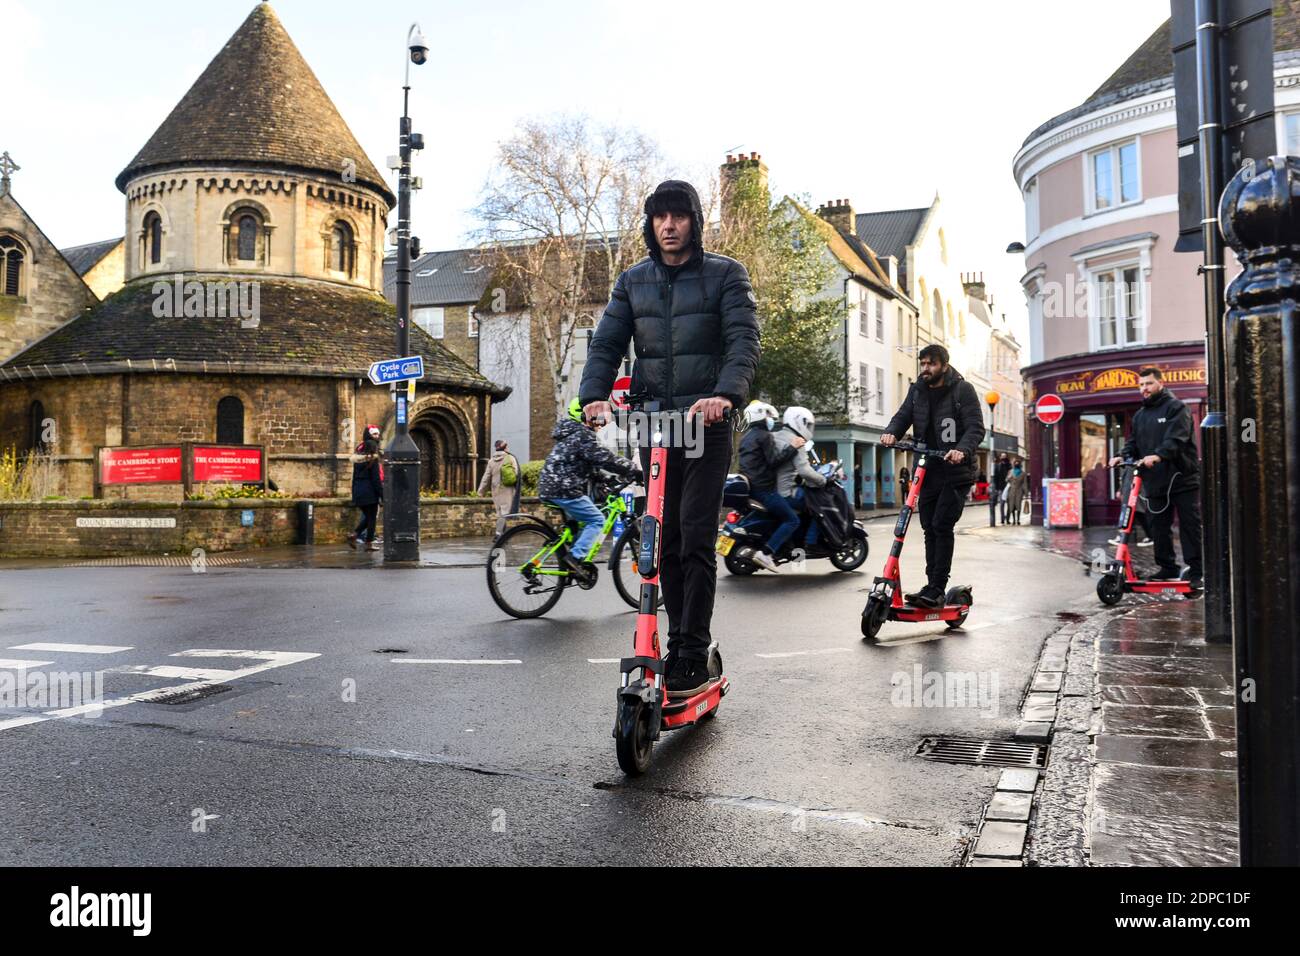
left=538, top=398, right=641, bottom=574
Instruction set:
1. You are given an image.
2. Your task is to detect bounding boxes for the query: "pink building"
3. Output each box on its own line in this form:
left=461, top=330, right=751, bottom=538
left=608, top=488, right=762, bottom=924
left=1011, top=11, right=1300, bottom=523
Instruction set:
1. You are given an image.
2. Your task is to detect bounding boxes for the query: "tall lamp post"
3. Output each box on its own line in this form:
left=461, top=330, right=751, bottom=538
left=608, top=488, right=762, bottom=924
left=383, top=23, right=429, bottom=564
left=985, top=391, right=1000, bottom=526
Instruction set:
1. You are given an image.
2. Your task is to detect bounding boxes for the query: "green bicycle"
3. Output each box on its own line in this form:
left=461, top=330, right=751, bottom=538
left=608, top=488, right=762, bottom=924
left=486, top=473, right=662, bottom=619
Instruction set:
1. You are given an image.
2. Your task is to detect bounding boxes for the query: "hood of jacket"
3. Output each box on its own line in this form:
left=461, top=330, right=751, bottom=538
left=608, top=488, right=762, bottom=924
left=551, top=418, right=587, bottom=442
left=490, top=450, right=506, bottom=463
left=642, top=179, right=705, bottom=265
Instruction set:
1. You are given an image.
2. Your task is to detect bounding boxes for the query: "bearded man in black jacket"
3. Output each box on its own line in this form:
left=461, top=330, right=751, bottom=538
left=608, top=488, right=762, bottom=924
left=880, top=344, right=985, bottom=608
left=579, top=179, right=761, bottom=698
left=1108, top=367, right=1203, bottom=588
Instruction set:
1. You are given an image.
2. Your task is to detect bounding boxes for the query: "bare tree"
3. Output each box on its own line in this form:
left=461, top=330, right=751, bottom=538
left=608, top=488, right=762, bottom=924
left=472, top=115, right=664, bottom=410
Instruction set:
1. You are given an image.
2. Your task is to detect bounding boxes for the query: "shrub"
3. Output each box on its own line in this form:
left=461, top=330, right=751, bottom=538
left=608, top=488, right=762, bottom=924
left=521, top=460, right=544, bottom=496
left=0, top=448, right=58, bottom=500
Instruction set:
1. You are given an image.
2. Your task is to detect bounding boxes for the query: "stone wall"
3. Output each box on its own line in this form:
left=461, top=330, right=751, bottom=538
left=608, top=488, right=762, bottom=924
left=0, top=372, right=489, bottom=499
left=0, top=496, right=549, bottom=558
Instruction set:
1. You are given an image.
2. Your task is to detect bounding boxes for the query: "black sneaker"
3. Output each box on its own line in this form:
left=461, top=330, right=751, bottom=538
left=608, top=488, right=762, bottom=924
left=1144, top=568, right=1181, bottom=581
left=667, top=658, right=711, bottom=698
left=908, top=585, right=944, bottom=609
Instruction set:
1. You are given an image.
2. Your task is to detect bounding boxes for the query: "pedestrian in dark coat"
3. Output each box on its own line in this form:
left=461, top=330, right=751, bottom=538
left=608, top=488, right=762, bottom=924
left=348, top=425, right=383, bottom=552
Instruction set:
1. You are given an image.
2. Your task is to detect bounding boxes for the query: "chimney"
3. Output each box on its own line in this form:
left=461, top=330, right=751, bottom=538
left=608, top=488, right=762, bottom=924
left=719, top=150, right=770, bottom=231
left=962, top=271, right=987, bottom=301
left=816, top=198, right=855, bottom=237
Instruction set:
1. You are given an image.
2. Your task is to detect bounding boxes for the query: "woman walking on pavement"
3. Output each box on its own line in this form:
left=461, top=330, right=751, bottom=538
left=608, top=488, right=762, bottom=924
left=478, top=439, right=521, bottom=536
left=348, top=424, right=384, bottom=552
left=1006, top=458, right=1028, bottom=525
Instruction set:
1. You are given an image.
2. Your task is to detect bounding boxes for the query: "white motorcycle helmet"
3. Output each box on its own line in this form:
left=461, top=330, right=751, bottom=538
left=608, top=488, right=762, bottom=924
left=782, top=405, right=816, bottom=441
left=744, top=400, right=779, bottom=428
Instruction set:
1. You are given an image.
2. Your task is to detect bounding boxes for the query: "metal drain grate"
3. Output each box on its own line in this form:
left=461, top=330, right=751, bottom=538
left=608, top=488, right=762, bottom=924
left=152, top=684, right=234, bottom=706
left=916, top=736, right=1046, bottom=768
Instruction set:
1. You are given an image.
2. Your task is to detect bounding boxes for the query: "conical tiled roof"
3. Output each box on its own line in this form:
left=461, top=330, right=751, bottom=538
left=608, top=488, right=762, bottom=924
left=116, top=3, right=394, bottom=205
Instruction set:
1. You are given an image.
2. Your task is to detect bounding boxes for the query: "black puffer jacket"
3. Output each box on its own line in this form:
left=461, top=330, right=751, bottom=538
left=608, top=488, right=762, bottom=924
left=884, top=367, right=986, bottom=486
left=579, top=180, right=761, bottom=411
left=738, top=425, right=799, bottom=494
left=1121, top=388, right=1199, bottom=495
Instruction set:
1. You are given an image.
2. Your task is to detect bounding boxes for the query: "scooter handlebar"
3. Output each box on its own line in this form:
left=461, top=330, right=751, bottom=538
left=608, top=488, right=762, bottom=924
left=892, top=440, right=952, bottom=458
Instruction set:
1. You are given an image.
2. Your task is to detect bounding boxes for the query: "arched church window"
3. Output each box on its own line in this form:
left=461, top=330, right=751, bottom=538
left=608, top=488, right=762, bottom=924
left=28, top=400, right=46, bottom=451
left=216, top=396, right=244, bottom=445
left=0, top=235, right=26, bottom=297
left=143, top=212, right=163, bottom=265
left=237, top=214, right=259, bottom=261
left=332, top=221, right=353, bottom=275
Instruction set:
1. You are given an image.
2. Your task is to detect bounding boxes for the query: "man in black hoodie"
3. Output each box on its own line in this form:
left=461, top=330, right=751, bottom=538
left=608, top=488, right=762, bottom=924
left=580, top=179, right=761, bottom=697
left=1109, top=367, right=1203, bottom=587
left=880, top=344, right=986, bottom=608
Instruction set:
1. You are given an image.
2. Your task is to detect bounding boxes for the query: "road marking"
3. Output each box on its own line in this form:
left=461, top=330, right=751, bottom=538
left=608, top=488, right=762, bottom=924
left=10, top=642, right=133, bottom=654
left=109, top=665, right=246, bottom=681
left=393, top=659, right=522, bottom=665
left=587, top=658, right=621, bottom=664
left=755, top=648, right=851, bottom=659
left=0, top=649, right=320, bottom=735
left=0, top=659, right=54, bottom=669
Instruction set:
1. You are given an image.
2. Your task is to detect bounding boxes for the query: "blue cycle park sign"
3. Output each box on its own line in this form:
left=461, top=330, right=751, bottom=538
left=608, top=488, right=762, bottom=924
left=367, top=356, right=424, bottom=386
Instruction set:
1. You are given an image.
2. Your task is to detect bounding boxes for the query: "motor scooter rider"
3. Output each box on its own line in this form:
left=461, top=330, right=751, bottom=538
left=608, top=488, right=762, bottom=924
left=773, top=407, right=826, bottom=548
left=736, top=400, right=800, bottom=571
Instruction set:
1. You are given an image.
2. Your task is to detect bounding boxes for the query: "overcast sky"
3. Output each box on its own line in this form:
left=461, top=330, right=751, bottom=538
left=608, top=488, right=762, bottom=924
left=3, top=0, right=1171, bottom=351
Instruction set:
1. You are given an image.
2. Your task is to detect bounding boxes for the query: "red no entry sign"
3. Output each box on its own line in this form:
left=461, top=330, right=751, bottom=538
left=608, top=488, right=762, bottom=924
left=611, top=375, right=632, bottom=409
left=1035, top=393, right=1065, bottom=425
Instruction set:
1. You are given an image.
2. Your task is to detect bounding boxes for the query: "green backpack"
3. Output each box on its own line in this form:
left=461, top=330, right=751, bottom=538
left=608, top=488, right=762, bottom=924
left=500, top=456, right=518, bottom=487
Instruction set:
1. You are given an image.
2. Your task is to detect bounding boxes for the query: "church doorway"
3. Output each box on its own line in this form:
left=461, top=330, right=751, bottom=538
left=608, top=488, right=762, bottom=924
left=409, top=406, right=474, bottom=495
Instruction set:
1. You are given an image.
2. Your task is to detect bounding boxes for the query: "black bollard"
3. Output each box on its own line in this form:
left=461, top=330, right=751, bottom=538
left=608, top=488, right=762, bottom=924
left=1220, top=155, right=1300, bottom=866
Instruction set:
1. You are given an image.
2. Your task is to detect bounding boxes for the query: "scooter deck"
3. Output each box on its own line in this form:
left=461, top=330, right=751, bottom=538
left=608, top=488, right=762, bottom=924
left=891, top=605, right=971, bottom=623
left=661, top=677, right=728, bottom=729
left=1126, top=580, right=1194, bottom=594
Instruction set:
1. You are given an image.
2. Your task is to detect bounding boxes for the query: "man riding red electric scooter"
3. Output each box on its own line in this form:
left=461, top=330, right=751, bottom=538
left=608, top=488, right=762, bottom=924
left=861, top=440, right=974, bottom=639
left=1095, top=459, right=1197, bottom=604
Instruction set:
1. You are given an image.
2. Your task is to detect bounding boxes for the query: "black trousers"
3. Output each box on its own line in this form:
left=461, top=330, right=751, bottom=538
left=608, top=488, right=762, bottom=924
left=1147, top=485, right=1203, bottom=577
left=917, top=473, right=971, bottom=591
left=354, top=503, right=379, bottom=542
left=639, top=423, right=733, bottom=662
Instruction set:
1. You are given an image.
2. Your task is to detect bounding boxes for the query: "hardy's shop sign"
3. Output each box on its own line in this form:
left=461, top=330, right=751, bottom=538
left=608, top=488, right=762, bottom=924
left=1053, top=363, right=1207, bottom=397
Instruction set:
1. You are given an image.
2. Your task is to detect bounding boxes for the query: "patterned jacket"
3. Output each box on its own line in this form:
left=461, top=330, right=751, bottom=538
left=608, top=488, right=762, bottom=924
left=538, top=419, right=637, bottom=500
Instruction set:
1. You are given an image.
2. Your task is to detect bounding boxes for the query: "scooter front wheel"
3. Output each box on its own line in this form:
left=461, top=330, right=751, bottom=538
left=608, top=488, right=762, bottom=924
left=861, top=595, right=888, bottom=640
left=1097, top=572, right=1124, bottom=606
left=615, top=698, right=655, bottom=775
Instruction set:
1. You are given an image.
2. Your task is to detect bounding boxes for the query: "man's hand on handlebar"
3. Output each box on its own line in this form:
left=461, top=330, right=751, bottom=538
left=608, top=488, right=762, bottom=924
left=790, top=436, right=807, bottom=448
left=943, top=449, right=965, bottom=465
left=1108, top=456, right=1123, bottom=467
left=583, top=400, right=613, bottom=427
left=880, top=434, right=897, bottom=447
left=687, top=396, right=733, bottom=426
left=1140, top=454, right=1161, bottom=468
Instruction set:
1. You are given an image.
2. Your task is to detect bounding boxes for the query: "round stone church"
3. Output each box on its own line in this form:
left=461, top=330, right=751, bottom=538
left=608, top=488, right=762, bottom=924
left=0, top=3, right=505, bottom=499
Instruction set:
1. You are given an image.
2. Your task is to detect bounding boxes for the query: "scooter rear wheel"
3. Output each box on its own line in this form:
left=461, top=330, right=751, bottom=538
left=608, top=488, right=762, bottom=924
left=615, top=698, right=654, bottom=775
left=702, top=648, right=724, bottom=719
left=944, top=587, right=973, bottom=629
left=1097, top=572, right=1124, bottom=606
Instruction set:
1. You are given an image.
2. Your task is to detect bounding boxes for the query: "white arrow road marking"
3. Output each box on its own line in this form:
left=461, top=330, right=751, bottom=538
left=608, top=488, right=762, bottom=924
left=0, top=649, right=319, bottom=735
left=10, top=643, right=133, bottom=654
left=0, top=659, right=55, bottom=669
left=755, top=648, right=852, bottom=659
left=109, top=665, right=249, bottom=681
left=393, top=659, right=522, bottom=665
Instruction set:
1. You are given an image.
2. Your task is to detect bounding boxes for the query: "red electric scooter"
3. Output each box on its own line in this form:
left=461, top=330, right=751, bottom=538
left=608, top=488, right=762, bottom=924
left=609, top=397, right=727, bottom=775
left=860, top=440, right=973, bottom=640
left=1095, top=459, right=1197, bottom=604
